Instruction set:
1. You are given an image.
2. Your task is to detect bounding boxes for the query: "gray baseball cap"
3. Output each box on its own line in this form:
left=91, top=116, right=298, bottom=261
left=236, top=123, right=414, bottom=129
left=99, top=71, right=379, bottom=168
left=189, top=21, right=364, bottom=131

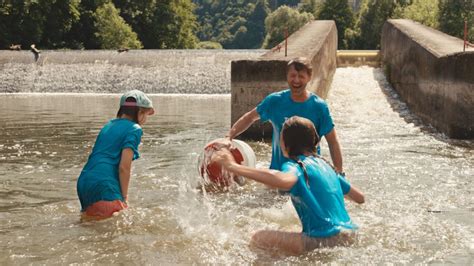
left=120, top=90, right=155, bottom=115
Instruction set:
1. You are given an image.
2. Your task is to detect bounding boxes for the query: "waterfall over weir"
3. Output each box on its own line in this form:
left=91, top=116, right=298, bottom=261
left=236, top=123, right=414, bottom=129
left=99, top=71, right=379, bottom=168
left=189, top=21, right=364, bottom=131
left=0, top=50, right=264, bottom=94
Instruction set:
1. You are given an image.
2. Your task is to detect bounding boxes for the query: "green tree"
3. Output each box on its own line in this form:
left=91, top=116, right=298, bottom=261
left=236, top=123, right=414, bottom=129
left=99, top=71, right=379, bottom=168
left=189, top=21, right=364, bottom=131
left=355, top=0, right=398, bottom=49
left=166, top=0, right=199, bottom=48
left=93, top=2, right=142, bottom=49
left=262, top=5, right=314, bottom=48
left=317, top=0, right=355, bottom=49
left=298, top=0, right=322, bottom=15
left=115, top=0, right=198, bottom=48
left=0, top=1, right=42, bottom=48
left=41, top=0, right=81, bottom=48
left=195, top=0, right=305, bottom=48
left=393, top=0, right=439, bottom=29
left=0, top=0, right=81, bottom=49
left=194, top=0, right=255, bottom=48
left=438, top=0, right=473, bottom=41
left=67, top=0, right=109, bottom=49
left=239, top=0, right=270, bottom=48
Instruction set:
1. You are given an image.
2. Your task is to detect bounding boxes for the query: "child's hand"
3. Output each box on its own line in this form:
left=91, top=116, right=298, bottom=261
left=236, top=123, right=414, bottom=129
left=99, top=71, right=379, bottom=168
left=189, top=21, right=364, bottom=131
left=210, top=138, right=233, bottom=151
left=212, top=149, right=235, bottom=168
left=123, top=196, right=128, bottom=206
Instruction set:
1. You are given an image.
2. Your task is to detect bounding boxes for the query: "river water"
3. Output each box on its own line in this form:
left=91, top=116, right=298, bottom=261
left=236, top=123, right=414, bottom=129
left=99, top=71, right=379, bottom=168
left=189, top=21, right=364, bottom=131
left=0, top=65, right=473, bottom=263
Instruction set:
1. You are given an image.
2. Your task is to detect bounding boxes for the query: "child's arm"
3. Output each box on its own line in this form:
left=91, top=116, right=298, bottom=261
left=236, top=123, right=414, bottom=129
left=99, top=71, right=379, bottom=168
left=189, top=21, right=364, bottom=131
left=345, top=185, right=365, bottom=204
left=119, top=148, right=134, bottom=203
left=213, top=150, right=297, bottom=190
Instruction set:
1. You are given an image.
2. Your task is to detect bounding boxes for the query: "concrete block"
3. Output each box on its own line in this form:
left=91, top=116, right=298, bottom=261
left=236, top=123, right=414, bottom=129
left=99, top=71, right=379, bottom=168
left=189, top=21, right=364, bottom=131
left=381, top=19, right=474, bottom=139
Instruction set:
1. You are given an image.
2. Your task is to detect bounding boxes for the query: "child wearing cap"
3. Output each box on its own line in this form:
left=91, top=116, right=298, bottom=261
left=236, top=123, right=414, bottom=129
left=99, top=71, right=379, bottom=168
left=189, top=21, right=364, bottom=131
left=213, top=116, right=364, bottom=255
left=76, top=90, right=155, bottom=219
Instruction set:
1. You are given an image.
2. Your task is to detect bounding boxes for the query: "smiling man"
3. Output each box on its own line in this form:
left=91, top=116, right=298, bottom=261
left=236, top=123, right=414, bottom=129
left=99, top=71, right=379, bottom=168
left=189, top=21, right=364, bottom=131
left=226, top=58, right=343, bottom=174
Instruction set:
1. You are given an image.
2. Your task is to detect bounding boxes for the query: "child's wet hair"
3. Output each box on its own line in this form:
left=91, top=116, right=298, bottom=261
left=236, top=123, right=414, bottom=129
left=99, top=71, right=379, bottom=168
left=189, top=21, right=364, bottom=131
left=281, top=116, right=320, bottom=158
left=117, top=97, right=139, bottom=123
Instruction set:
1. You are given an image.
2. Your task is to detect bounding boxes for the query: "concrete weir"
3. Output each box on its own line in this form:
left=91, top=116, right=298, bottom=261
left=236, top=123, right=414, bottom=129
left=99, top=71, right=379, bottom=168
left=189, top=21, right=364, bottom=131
left=231, top=20, right=337, bottom=139
left=381, top=19, right=474, bottom=139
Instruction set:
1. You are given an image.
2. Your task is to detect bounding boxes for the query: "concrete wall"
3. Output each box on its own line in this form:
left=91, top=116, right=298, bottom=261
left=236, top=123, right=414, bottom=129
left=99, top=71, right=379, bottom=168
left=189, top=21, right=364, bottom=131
left=231, top=20, right=337, bottom=139
left=381, top=19, right=474, bottom=139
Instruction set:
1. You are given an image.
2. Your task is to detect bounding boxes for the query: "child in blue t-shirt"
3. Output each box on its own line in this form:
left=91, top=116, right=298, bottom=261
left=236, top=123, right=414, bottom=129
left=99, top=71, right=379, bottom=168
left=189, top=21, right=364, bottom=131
left=213, top=116, right=365, bottom=255
left=76, top=90, right=155, bottom=219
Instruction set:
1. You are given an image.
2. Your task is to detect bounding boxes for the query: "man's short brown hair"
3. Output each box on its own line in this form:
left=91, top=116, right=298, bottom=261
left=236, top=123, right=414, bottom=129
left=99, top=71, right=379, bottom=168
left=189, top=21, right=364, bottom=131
left=287, top=57, right=312, bottom=76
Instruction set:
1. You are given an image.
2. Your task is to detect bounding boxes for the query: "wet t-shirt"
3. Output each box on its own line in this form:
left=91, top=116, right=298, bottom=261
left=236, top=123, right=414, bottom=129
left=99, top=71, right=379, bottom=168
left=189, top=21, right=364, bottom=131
left=283, top=155, right=356, bottom=238
left=257, top=89, right=334, bottom=170
left=76, top=118, right=142, bottom=211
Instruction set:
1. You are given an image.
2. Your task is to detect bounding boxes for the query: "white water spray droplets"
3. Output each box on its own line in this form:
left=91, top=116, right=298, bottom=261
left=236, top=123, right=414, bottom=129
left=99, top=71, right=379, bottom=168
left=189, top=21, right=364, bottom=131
left=324, top=67, right=473, bottom=264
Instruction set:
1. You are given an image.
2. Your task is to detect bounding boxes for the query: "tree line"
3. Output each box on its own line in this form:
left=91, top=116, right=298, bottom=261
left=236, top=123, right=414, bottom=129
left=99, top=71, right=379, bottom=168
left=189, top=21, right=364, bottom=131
left=0, top=0, right=472, bottom=50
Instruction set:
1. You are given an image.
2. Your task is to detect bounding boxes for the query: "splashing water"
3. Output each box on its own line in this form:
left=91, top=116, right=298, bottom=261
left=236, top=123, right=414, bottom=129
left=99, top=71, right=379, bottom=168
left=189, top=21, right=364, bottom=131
left=0, top=63, right=472, bottom=263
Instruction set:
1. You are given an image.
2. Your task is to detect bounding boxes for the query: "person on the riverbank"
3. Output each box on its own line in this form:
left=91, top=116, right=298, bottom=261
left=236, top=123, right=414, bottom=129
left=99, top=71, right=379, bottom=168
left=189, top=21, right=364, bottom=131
left=30, top=44, right=40, bottom=62
left=76, top=90, right=155, bottom=219
left=226, top=58, right=344, bottom=174
left=214, top=116, right=364, bottom=255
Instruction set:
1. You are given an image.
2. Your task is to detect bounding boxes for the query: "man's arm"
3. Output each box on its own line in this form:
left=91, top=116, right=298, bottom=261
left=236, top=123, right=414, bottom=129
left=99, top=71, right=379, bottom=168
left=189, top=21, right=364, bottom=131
left=226, top=108, right=260, bottom=140
left=324, top=128, right=343, bottom=173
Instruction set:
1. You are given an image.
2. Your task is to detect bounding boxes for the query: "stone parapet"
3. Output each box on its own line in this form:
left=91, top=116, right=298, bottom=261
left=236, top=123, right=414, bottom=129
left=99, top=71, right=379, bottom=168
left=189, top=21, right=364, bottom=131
left=382, top=19, right=473, bottom=139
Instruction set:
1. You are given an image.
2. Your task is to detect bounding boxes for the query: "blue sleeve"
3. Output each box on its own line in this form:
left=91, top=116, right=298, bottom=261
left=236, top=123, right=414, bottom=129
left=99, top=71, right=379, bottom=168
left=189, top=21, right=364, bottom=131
left=256, top=94, right=274, bottom=123
left=338, top=174, right=351, bottom=195
left=317, top=102, right=334, bottom=137
left=281, top=162, right=302, bottom=195
left=122, top=127, right=143, bottom=160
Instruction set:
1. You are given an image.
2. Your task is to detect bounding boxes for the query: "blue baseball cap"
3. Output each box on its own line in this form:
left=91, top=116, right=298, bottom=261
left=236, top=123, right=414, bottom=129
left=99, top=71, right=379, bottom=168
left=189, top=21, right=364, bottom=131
left=120, top=90, right=155, bottom=115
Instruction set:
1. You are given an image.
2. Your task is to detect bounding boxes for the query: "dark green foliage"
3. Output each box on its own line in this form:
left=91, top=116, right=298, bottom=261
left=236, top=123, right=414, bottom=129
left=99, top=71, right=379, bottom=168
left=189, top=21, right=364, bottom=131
left=0, top=0, right=81, bottom=49
left=115, top=0, right=198, bottom=49
left=393, top=0, right=439, bottom=29
left=262, top=5, right=314, bottom=48
left=351, top=0, right=398, bottom=49
left=0, top=0, right=198, bottom=49
left=194, top=0, right=277, bottom=49
left=41, top=0, right=81, bottom=48
left=267, top=0, right=300, bottom=10
left=438, top=0, right=474, bottom=42
left=112, top=0, right=158, bottom=48
left=298, top=0, right=322, bottom=14
left=242, top=0, right=271, bottom=48
left=94, top=2, right=142, bottom=49
left=1, top=0, right=471, bottom=50
left=317, top=0, right=355, bottom=49
left=194, top=0, right=269, bottom=49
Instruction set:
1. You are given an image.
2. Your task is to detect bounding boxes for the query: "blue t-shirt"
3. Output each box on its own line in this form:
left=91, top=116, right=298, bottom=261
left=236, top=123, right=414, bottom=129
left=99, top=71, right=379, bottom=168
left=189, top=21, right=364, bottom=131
left=283, top=155, right=356, bottom=238
left=76, top=118, right=142, bottom=211
left=256, top=89, right=334, bottom=170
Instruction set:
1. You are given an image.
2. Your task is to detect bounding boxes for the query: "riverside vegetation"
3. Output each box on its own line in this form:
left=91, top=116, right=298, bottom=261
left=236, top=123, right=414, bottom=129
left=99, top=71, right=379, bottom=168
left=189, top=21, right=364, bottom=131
left=0, top=0, right=472, bottom=50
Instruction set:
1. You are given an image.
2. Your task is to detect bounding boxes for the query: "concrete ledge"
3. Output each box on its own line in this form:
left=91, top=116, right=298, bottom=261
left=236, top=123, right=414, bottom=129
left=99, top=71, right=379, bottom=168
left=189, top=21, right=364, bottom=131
left=381, top=19, right=474, bottom=139
left=231, top=20, right=337, bottom=139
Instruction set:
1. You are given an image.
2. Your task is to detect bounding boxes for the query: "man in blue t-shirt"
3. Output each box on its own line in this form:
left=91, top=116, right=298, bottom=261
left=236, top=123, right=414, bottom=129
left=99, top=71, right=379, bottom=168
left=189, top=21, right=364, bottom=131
left=226, top=58, right=344, bottom=173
